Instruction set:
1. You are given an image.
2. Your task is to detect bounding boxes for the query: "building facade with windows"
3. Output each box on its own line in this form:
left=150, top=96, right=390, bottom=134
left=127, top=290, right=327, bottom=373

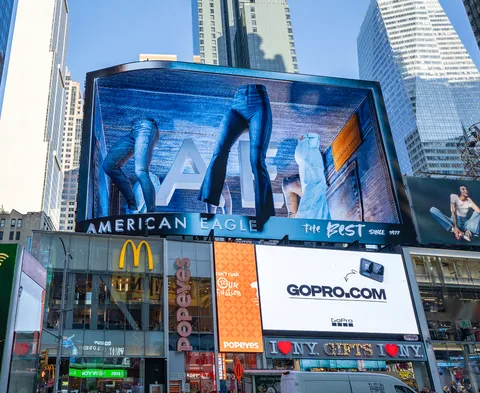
left=193, top=0, right=298, bottom=72
left=405, top=247, right=480, bottom=392
left=463, top=0, right=480, bottom=49
left=358, top=0, right=480, bottom=176
left=60, top=70, right=83, bottom=231
left=0, top=0, right=68, bottom=229
left=0, top=209, right=53, bottom=251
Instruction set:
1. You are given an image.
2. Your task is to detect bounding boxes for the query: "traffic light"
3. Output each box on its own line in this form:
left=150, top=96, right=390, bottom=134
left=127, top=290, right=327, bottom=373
left=39, top=349, right=49, bottom=369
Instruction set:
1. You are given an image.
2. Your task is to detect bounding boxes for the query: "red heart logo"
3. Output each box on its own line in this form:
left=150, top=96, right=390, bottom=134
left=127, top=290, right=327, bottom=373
left=278, top=341, right=292, bottom=355
left=14, top=342, right=30, bottom=356
left=385, top=344, right=399, bottom=357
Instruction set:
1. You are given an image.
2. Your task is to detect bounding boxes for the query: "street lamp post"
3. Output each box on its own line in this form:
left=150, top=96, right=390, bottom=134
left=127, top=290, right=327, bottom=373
left=53, top=237, right=72, bottom=393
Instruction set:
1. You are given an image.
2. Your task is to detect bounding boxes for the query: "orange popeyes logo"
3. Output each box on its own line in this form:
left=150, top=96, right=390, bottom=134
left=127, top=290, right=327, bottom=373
left=214, top=242, right=263, bottom=353
left=119, top=240, right=154, bottom=270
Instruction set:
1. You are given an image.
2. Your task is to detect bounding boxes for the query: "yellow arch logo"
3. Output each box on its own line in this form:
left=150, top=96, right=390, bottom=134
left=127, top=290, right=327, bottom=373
left=119, top=240, right=154, bottom=270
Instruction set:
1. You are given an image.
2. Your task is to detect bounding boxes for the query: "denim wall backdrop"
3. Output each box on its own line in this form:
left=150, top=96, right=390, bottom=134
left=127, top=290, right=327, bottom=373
left=79, top=63, right=406, bottom=227
left=406, top=177, right=480, bottom=246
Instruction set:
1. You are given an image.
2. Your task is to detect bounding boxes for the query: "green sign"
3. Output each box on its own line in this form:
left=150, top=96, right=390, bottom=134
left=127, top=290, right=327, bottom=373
left=0, top=244, right=18, bottom=365
left=69, top=368, right=126, bottom=378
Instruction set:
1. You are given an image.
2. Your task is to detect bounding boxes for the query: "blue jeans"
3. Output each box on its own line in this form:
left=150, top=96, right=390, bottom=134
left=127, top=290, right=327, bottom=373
left=103, top=118, right=160, bottom=212
left=198, top=84, right=275, bottom=219
left=430, top=207, right=480, bottom=235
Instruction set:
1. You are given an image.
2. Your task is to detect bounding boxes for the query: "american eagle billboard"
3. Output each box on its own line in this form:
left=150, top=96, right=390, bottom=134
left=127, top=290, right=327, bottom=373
left=76, top=61, right=414, bottom=244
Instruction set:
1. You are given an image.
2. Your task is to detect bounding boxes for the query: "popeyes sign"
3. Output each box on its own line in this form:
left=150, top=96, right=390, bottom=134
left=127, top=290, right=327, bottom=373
left=176, top=257, right=192, bottom=351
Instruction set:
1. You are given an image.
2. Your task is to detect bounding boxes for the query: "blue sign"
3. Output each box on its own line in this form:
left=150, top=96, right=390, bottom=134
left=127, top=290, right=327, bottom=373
left=76, top=212, right=411, bottom=245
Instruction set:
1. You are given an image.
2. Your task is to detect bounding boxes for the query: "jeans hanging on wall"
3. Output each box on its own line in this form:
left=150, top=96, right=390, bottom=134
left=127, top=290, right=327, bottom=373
left=103, top=118, right=160, bottom=212
left=294, top=133, right=330, bottom=220
left=198, top=84, right=275, bottom=219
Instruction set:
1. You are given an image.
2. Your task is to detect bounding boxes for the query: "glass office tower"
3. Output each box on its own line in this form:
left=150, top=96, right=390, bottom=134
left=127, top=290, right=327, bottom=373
left=0, top=0, right=15, bottom=84
left=358, top=0, right=480, bottom=176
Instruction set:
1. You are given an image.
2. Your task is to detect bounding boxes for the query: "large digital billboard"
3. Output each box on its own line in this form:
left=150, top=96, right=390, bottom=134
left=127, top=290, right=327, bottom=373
left=255, top=245, right=419, bottom=335
left=406, top=177, right=480, bottom=246
left=77, top=61, right=414, bottom=244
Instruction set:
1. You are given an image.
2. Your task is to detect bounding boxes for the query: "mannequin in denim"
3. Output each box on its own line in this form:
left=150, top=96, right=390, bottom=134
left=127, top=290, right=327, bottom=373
left=294, top=133, right=330, bottom=220
left=103, top=118, right=160, bottom=213
left=198, top=84, right=275, bottom=219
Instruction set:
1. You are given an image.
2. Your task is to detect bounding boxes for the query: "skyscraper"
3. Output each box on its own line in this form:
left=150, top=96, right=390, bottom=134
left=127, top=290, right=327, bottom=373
left=0, top=0, right=68, bottom=229
left=358, top=0, right=480, bottom=176
left=59, top=70, right=83, bottom=231
left=0, top=0, right=16, bottom=89
left=463, top=0, right=480, bottom=49
left=193, top=0, right=298, bottom=73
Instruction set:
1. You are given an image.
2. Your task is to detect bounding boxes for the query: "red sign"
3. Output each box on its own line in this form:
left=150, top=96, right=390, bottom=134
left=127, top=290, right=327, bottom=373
left=234, top=358, right=244, bottom=382
left=176, top=257, right=192, bottom=351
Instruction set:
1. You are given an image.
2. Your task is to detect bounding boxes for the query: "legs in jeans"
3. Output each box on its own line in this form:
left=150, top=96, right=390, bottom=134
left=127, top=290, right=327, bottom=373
left=465, top=212, right=480, bottom=236
left=199, top=85, right=275, bottom=219
left=133, top=120, right=160, bottom=212
left=103, top=134, right=137, bottom=210
left=429, top=207, right=454, bottom=232
left=249, top=106, right=274, bottom=219
left=199, top=110, right=247, bottom=205
left=103, top=119, right=159, bottom=212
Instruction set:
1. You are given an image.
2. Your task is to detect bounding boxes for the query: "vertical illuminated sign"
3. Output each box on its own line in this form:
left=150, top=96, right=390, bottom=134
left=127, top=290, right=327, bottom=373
left=214, top=243, right=263, bottom=353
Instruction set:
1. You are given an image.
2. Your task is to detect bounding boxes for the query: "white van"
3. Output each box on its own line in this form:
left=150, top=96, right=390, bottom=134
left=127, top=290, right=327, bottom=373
left=280, top=371, right=417, bottom=393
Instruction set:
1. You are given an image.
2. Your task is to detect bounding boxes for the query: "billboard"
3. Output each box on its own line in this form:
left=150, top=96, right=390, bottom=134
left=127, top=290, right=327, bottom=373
left=406, top=177, right=480, bottom=245
left=0, top=244, right=18, bottom=366
left=255, top=245, right=419, bottom=335
left=77, top=61, right=414, bottom=244
left=213, top=242, right=263, bottom=353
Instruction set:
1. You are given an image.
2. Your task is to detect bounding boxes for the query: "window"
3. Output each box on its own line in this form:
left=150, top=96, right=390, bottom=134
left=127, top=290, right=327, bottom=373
left=15, top=232, right=20, bottom=241
left=11, top=219, right=15, bottom=227
left=251, top=13, right=256, bottom=18
left=199, top=27, right=203, bottom=32
left=288, top=28, right=293, bottom=33
left=292, top=56, right=297, bottom=62
left=211, top=27, right=215, bottom=32
left=199, top=33, right=204, bottom=38
left=291, top=49, right=296, bottom=54
left=0, top=231, right=3, bottom=240
left=210, top=15, right=214, bottom=20
left=17, top=219, right=22, bottom=228
left=251, top=6, right=255, bottom=11
left=210, top=9, right=214, bottom=14
left=0, top=219, right=5, bottom=228
left=213, top=60, right=218, bottom=65
left=9, top=231, right=14, bottom=241
left=252, top=27, right=257, bottom=32
left=395, top=386, right=413, bottom=393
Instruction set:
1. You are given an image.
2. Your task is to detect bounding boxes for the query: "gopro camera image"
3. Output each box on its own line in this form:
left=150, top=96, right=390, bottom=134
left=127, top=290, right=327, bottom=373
left=359, top=258, right=385, bottom=283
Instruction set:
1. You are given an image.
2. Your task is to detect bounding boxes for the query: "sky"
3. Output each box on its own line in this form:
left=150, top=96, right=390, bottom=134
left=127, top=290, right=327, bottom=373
left=67, top=0, right=480, bottom=86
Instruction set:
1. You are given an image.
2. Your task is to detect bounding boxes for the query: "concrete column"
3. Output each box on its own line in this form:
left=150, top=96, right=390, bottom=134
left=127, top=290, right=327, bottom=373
left=403, top=247, right=443, bottom=393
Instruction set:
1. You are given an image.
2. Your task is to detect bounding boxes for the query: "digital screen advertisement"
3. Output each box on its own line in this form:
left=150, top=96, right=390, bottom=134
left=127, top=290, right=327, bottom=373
left=76, top=62, right=414, bottom=244
left=213, top=242, right=263, bottom=353
left=255, top=245, right=419, bottom=335
left=406, top=177, right=480, bottom=246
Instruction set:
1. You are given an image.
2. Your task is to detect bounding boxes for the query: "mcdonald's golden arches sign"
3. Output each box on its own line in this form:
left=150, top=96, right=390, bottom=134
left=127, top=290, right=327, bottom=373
left=119, top=240, right=154, bottom=270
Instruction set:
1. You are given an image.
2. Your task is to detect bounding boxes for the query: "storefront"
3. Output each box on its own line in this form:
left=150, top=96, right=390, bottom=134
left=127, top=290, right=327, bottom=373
left=260, top=338, right=429, bottom=392
left=404, top=246, right=480, bottom=393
